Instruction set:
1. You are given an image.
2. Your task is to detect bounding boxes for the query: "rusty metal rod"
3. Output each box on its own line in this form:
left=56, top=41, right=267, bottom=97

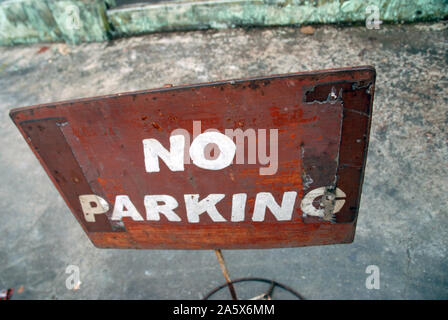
left=214, top=249, right=238, bottom=300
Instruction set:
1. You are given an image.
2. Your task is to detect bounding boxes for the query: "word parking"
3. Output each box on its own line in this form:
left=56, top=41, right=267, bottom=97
left=79, top=187, right=346, bottom=223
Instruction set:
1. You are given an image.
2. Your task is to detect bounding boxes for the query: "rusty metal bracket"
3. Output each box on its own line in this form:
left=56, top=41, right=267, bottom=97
left=203, top=276, right=305, bottom=300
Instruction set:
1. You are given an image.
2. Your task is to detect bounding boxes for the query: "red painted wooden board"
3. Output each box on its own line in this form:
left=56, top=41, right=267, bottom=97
left=10, top=66, right=375, bottom=249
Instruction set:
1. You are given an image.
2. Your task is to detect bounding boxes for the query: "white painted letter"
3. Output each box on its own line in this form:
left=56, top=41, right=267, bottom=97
left=252, top=191, right=297, bottom=221
left=144, top=195, right=181, bottom=221
left=231, top=193, right=247, bottom=222
left=189, top=132, right=236, bottom=170
left=143, top=135, right=185, bottom=172
left=300, top=187, right=346, bottom=217
left=171, top=128, right=191, bottom=165
left=79, top=194, right=109, bottom=222
left=112, top=195, right=144, bottom=221
left=184, top=194, right=226, bottom=223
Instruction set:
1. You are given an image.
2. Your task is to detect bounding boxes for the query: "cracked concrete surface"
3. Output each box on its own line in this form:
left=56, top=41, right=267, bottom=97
left=0, top=22, right=447, bottom=299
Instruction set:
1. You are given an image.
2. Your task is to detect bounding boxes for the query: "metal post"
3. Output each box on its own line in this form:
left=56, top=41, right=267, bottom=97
left=214, top=249, right=238, bottom=300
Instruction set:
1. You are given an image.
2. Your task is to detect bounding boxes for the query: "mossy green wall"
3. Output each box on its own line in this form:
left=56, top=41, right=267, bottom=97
left=108, top=0, right=448, bottom=37
left=1, top=0, right=447, bottom=45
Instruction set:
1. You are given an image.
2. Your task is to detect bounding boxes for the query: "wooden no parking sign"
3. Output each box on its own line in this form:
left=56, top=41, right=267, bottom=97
left=10, top=66, right=375, bottom=249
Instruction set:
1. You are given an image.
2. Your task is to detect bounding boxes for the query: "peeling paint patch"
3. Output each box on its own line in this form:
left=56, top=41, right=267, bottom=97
left=302, top=173, right=313, bottom=190
left=300, top=186, right=346, bottom=221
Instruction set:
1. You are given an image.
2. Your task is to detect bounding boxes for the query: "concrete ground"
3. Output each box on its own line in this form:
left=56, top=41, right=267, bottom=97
left=0, top=22, right=447, bottom=300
